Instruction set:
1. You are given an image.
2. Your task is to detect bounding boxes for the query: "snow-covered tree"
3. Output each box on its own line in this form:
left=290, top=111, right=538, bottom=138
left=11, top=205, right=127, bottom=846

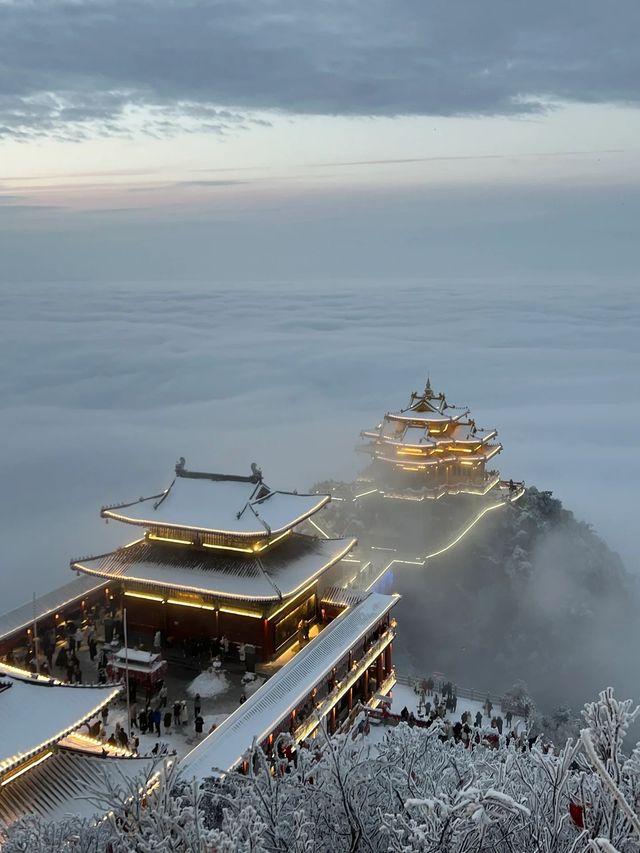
left=5, top=690, right=640, bottom=852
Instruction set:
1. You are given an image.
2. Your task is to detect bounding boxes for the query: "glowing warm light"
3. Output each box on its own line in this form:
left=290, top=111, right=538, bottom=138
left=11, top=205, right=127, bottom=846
left=383, top=498, right=509, bottom=574
left=353, top=488, right=378, bottom=500
left=285, top=539, right=357, bottom=599
left=124, top=591, right=164, bottom=603
left=76, top=537, right=356, bottom=603
left=0, top=683, right=121, bottom=776
left=293, top=629, right=396, bottom=742
left=219, top=606, right=263, bottom=619
left=1, top=751, right=53, bottom=786
left=268, top=581, right=316, bottom=620
left=202, top=541, right=254, bottom=554
left=148, top=533, right=193, bottom=546
left=363, top=564, right=394, bottom=592
left=253, top=529, right=292, bottom=552
left=308, top=518, right=330, bottom=539
left=166, top=598, right=215, bottom=611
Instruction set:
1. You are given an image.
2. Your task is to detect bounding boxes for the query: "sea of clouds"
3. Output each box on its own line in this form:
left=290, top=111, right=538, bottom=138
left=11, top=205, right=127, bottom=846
left=0, top=276, right=637, bottom=611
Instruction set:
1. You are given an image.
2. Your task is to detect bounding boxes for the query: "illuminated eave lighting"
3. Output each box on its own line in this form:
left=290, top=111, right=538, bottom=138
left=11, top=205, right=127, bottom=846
left=268, top=580, right=317, bottom=620
left=1, top=750, right=53, bottom=787
left=353, top=488, right=379, bottom=500
left=219, top=606, right=263, bottom=619
left=284, top=538, right=357, bottom=600
left=253, top=529, right=292, bottom=552
left=167, top=598, right=216, bottom=612
left=308, top=517, right=330, bottom=539
left=124, top=591, right=165, bottom=603
left=75, top=538, right=356, bottom=604
left=364, top=563, right=393, bottom=592
left=148, top=533, right=193, bottom=546
left=201, top=541, right=254, bottom=554
left=0, top=684, right=122, bottom=776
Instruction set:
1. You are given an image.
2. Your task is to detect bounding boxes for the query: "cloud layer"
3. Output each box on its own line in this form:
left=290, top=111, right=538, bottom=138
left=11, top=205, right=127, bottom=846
left=0, top=276, right=637, bottom=611
left=1, top=0, right=639, bottom=138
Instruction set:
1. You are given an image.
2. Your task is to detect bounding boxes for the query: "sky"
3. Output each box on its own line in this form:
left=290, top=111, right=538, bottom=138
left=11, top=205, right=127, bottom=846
left=0, top=1, right=639, bottom=609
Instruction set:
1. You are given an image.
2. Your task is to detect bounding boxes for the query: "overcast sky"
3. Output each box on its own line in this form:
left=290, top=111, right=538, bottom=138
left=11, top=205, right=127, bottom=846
left=1, top=1, right=639, bottom=608
left=1, top=0, right=640, bottom=278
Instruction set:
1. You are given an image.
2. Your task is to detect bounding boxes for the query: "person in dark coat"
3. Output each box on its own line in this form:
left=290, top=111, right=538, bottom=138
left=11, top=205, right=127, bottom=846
left=194, top=693, right=201, bottom=717
left=163, top=711, right=172, bottom=733
left=56, top=645, right=68, bottom=670
left=139, top=707, right=148, bottom=734
left=173, top=701, right=182, bottom=728
left=194, top=714, right=204, bottom=738
left=152, top=708, right=161, bottom=736
left=496, top=716, right=504, bottom=735
left=475, top=711, right=483, bottom=727
left=506, top=710, right=513, bottom=728
left=88, top=637, right=98, bottom=661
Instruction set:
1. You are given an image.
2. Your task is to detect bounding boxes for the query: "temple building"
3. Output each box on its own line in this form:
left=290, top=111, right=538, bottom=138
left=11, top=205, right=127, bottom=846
left=360, top=379, right=503, bottom=500
left=180, top=591, right=398, bottom=782
left=0, top=666, right=146, bottom=829
left=71, top=460, right=357, bottom=660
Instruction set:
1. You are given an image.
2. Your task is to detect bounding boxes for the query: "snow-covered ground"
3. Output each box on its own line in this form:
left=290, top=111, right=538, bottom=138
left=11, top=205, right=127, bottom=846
left=186, top=668, right=230, bottom=699
left=389, top=682, right=502, bottom=727
left=360, top=680, right=525, bottom=746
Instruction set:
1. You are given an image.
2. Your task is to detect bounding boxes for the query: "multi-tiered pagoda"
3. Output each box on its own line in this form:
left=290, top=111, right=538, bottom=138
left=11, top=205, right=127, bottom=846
left=360, top=379, right=503, bottom=500
left=71, top=460, right=356, bottom=660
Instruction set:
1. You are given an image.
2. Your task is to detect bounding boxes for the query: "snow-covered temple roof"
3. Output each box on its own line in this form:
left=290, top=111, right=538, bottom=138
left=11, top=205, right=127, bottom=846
left=101, top=463, right=330, bottom=538
left=180, top=592, right=398, bottom=781
left=0, top=669, right=121, bottom=778
left=379, top=423, right=498, bottom=447
left=73, top=534, right=356, bottom=602
left=0, top=750, right=156, bottom=828
left=0, top=575, right=107, bottom=642
left=360, top=379, right=501, bottom=468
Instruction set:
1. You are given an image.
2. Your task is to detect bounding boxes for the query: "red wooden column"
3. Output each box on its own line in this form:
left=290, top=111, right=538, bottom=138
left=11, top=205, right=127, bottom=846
left=376, top=653, right=384, bottom=688
left=363, top=670, right=370, bottom=701
left=330, top=707, right=336, bottom=734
